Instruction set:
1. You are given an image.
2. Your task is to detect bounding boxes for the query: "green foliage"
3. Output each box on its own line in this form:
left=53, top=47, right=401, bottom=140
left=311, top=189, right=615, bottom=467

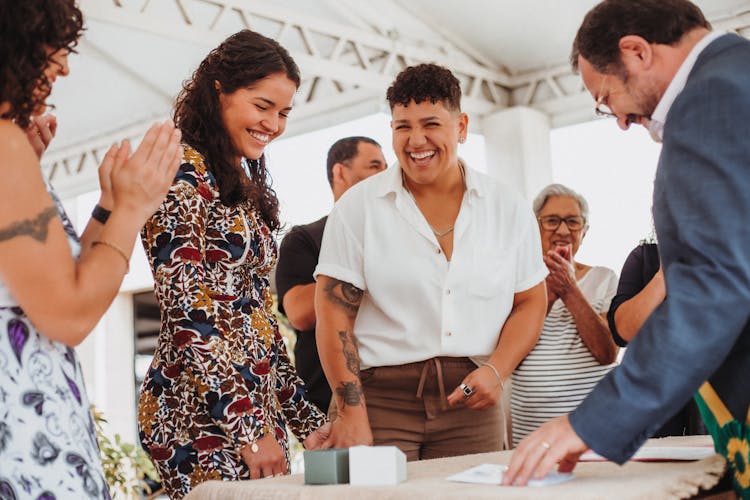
left=92, top=405, right=160, bottom=499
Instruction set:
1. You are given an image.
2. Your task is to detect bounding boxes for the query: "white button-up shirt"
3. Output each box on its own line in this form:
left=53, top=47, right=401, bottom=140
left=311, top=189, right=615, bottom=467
left=315, top=162, right=547, bottom=369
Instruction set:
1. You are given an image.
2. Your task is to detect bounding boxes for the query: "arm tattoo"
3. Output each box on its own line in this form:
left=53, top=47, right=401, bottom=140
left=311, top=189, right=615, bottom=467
left=335, top=381, right=363, bottom=407
left=323, top=278, right=363, bottom=316
left=0, top=206, right=57, bottom=243
left=338, top=331, right=360, bottom=377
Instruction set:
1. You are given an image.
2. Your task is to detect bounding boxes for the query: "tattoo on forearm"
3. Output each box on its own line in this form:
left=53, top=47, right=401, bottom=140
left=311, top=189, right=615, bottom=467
left=323, top=279, right=363, bottom=315
left=0, top=207, right=57, bottom=243
left=338, top=331, right=360, bottom=377
left=335, top=381, right=363, bottom=407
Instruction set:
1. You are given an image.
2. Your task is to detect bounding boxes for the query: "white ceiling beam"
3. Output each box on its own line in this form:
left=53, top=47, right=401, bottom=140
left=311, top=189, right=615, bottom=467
left=321, top=0, right=390, bottom=36
left=73, top=0, right=750, bottom=150
left=390, top=0, right=501, bottom=70
left=78, top=38, right=174, bottom=106
left=78, top=0, right=515, bottom=92
left=42, top=117, right=166, bottom=196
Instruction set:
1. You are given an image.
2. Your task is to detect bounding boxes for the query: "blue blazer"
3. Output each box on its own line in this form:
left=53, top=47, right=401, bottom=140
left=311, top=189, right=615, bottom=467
left=570, top=33, right=750, bottom=462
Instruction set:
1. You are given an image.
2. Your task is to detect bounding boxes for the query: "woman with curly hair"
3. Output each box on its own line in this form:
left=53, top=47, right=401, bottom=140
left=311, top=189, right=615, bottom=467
left=138, top=29, right=329, bottom=498
left=315, top=63, right=547, bottom=459
left=0, top=1, right=182, bottom=498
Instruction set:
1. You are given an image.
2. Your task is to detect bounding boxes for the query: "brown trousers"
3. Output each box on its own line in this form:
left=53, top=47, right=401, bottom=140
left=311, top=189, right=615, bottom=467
left=359, top=357, right=506, bottom=461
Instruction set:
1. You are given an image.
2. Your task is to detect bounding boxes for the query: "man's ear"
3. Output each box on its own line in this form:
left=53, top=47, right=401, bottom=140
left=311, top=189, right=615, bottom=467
left=214, top=80, right=222, bottom=92
left=332, top=162, right=347, bottom=185
left=618, top=35, right=654, bottom=70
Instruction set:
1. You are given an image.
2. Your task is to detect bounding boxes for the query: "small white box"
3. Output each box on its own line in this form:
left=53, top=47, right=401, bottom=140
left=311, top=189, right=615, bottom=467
left=348, top=445, right=407, bottom=486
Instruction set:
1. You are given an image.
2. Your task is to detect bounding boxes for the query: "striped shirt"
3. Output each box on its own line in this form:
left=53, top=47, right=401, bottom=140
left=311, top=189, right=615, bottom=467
left=511, top=266, right=618, bottom=445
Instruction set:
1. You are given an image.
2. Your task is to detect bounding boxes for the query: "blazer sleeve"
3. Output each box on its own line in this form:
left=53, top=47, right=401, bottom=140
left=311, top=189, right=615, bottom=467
left=570, top=69, right=750, bottom=463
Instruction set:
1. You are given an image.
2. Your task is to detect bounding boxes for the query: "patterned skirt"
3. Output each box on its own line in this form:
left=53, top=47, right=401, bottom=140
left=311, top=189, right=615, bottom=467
left=0, top=306, right=110, bottom=499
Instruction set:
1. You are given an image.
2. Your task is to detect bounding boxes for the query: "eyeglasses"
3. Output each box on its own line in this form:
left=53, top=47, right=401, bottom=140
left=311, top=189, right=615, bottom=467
left=595, top=76, right=616, bottom=118
left=537, top=215, right=586, bottom=232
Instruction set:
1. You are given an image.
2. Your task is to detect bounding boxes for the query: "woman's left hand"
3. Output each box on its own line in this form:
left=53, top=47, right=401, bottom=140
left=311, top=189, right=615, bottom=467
left=544, top=249, right=577, bottom=298
left=447, top=365, right=503, bottom=410
left=303, top=422, right=331, bottom=450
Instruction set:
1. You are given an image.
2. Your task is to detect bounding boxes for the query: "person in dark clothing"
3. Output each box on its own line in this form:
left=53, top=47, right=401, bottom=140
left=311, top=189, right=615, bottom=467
left=275, top=136, right=386, bottom=412
left=608, top=241, right=705, bottom=437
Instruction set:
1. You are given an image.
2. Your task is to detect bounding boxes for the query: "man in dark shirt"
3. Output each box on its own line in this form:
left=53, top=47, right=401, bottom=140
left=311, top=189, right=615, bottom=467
left=275, top=136, right=386, bottom=412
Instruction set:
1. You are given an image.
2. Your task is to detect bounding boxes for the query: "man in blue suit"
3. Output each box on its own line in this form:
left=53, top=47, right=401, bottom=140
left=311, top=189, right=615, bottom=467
left=504, top=1, right=750, bottom=496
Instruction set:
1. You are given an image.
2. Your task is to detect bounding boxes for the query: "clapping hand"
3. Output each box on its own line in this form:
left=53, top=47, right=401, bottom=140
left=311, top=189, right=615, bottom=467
left=25, top=114, right=57, bottom=158
left=109, top=120, right=182, bottom=221
left=544, top=244, right=577, bottom=299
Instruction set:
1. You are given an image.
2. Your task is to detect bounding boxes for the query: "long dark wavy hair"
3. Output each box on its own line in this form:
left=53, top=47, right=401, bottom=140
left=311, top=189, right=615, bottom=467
left=0, top=0, right=84, bottom=128
left=174, top=30, right=300, bottom=231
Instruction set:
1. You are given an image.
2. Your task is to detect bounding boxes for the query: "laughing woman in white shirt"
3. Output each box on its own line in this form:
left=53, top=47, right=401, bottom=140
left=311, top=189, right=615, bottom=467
left=314, top=63, right=548, bottom=460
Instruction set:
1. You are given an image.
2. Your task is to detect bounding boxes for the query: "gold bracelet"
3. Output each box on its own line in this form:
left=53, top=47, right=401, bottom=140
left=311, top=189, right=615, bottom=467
left=92, top=240, right=130, bottom=273
left=482, top=362, right=505, bottom=390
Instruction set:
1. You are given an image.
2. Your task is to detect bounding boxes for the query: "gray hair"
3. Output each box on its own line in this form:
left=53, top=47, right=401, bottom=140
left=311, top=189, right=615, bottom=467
left=533, top=183, right=590, bottom=221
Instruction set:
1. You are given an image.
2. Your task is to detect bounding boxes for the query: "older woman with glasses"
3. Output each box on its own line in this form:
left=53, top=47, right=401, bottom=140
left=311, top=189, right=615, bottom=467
left=510, top=183, right=619, bottom=445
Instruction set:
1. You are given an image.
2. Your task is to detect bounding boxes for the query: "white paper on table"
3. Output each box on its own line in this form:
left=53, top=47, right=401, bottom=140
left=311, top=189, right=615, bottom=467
left=446, top=464, right=574, bottom=487
left=580, top=446, right=715, bottom=462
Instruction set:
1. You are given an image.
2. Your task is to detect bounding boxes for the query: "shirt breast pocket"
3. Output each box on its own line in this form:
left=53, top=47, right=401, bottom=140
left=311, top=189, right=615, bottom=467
left=469, top=248, right=515, bottom=299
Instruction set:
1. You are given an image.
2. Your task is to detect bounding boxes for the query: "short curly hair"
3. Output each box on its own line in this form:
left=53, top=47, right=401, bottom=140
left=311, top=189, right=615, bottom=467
left=0, top=0, right=84, bottom=128
left=386, top=63, right=462, bottom=112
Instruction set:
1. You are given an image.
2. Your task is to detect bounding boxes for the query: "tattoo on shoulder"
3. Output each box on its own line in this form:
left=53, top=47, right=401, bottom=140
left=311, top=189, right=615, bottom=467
left=0, top=206, right=57, bottom=243
left=338, top=331, right=360, bottom=377
left=335, top=381, right=363, bottom=407
left=323, top=279, right=363, bottom=315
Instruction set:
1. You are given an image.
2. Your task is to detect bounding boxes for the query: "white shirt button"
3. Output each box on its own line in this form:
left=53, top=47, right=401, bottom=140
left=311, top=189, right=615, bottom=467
left=446, top=331, right=452, bottom=336
left=436, top=248, right=442, bottom=254
left=446, top=289, right=451, bottom=295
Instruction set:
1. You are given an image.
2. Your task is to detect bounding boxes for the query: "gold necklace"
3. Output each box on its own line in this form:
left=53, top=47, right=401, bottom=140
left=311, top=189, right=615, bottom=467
left=402, top=164, right=466, bottom=238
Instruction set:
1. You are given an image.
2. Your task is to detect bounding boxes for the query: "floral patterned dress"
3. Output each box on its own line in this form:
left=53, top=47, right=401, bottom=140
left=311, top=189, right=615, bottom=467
left=138, top=145, right=325, bottom=499
left=0, top=183, right=109, bottom=499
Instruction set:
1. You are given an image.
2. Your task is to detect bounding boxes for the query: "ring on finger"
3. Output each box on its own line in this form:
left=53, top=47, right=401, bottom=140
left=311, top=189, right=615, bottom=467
left=540, top=441, right=551, bottom=450
left=459, top=383, right=474, bottom=398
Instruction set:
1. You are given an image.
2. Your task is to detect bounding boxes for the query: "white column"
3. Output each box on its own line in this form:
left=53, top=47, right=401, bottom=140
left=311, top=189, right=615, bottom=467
left=79, top=294, right=138, bottom=444
left=480, top=106, right=553, bottom=201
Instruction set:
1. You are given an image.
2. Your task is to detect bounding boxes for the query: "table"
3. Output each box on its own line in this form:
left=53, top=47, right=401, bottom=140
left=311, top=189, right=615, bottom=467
left=185, top=435, right=731, bottom=499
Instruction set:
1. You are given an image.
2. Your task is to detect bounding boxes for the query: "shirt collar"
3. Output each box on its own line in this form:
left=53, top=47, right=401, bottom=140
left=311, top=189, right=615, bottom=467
left=647, top=30, right=724, bottom=142
left=376, top=159, right=484, bottom=199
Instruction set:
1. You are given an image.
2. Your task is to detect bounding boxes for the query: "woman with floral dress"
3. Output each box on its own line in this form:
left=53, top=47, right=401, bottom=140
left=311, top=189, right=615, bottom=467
left=0, top=1, right=182, bottom=498
left=138, top=30, right=329, bottom=498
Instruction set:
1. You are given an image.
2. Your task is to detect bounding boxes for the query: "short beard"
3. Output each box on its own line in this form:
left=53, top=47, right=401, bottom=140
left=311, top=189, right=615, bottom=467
left=623, top=69, right=661, bottom=121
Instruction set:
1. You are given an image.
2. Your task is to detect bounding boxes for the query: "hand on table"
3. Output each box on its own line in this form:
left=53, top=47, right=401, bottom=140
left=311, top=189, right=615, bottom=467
left=240, top=434, right=288, bottom=479
left=303, top=422, right=331, bottom=450
left=25, top=114, right=57, bottom=158
left=320, top=410, right=373, bottom=448
left=502, top=415, right=588, bottom=486
left=447, top=364, right=503, bottom=410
